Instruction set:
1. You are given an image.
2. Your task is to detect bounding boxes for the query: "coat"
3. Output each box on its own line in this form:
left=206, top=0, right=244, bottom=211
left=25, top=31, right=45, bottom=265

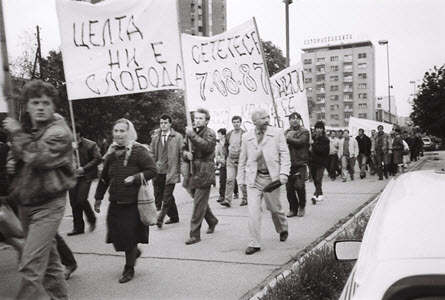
left=237, top=126, right=290, bottom=188
left=77, top=137, right=102, bottom=182
left=182, top=126, right=216, bottom=189
left=150, top=128, right=183, bottom=185
left=356, top=134, right=372, bottom=156
left=390, top=134, right=404, bottom=165
left=338, top=137, right=359, bottom=158
left=9, top=117, right=76, bottom=205
left=371, top=132, right=392, bottom=153
left=284, top=126, right=310, bottom=167
left=310, top=135, right=330, bottom=168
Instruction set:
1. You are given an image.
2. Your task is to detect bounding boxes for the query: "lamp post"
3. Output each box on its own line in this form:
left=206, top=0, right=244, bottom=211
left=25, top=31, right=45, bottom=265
left=283, top=0, right=292, bottom=67
left=410, top=80, right=416, bottom=98
left=379, top=40, right=392, bottom=124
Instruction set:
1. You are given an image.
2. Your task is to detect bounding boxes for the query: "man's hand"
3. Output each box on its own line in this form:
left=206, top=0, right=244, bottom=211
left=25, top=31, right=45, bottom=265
left=124, top=176, right=135, bottom=184
left=371, top=151, right=375, bottom=156
left=3, top=117, right=21, bottom=133
left=184, top=151, right=193, bottom=161
left=185, top=126, right=195, bottom=137
left=94, top=200, right=101, bottom=213
left=75, top=167, right=85, bottom=177
left=279, top=174, right=288, bottom=185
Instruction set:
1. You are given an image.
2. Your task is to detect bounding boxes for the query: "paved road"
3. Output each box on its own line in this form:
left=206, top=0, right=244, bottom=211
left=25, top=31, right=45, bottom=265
left=1, top=152, right=442, bottom=300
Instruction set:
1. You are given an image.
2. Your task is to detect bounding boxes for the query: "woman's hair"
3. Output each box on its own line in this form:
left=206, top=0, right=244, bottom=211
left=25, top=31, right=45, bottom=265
left=314, top=121, right=326, bottom=135
left=114, top=118, right=138, bottom=142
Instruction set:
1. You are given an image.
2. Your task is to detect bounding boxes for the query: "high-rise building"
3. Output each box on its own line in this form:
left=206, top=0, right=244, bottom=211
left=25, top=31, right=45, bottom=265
left=301, top=40, right=376, bottom=128
left=178, top=0, right=227, bottom=37
left=375, top=95, right=398, bottom=124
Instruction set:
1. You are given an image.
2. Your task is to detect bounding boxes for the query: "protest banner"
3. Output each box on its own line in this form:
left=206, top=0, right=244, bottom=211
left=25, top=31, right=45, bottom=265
left=181, top=18, right=273, bottom=112
left=348, top=116, right=393, bottom=137
left=270, top=62, right=309, bottom=130
left=56, top=0, right=184, bottom=100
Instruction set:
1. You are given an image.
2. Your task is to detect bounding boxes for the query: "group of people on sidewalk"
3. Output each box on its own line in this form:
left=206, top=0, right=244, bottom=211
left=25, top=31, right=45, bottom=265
left=0, top=79, right=428, bottom=299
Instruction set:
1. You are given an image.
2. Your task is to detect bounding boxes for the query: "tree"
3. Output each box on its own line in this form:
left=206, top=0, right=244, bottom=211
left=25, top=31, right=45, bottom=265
left=410, top=64, right=445, bottom=146
left=262, top=41, right=287, bottom=77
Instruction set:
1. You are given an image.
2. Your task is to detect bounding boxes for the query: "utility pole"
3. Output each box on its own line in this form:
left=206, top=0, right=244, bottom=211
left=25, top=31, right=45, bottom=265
left=36, top=25, right=43, bottom=79
left=0, top=0, right=15, bottom=117
left=283, top=0, right=292, bottom=67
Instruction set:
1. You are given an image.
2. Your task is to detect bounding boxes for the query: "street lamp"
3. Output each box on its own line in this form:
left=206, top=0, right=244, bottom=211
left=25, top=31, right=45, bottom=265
left=283, top=0, right=293, bottom=67
left=410, top=80, right=416, bottom=97
left=379, top=40, right=392, bottom=124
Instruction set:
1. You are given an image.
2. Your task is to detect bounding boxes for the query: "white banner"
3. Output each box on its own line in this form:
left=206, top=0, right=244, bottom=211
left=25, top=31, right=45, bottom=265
left=56, top=0, right=184, bottom=100
left=181, top=19, right=272, bottom=111
left=348, top=116, right=393, bottom=137
left=270, top=62, right=309, bottom=130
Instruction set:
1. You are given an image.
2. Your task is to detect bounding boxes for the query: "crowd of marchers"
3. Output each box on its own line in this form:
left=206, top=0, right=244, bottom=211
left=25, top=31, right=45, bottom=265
left=0, top=79, right=426, bottom=299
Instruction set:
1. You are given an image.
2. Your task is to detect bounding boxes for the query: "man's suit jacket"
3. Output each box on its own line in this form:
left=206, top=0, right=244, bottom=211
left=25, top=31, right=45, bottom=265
left=237, top=126, right=290, bottom=188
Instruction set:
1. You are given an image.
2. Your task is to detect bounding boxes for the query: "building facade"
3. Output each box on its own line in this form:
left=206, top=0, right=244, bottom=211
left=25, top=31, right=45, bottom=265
left=301, top=41, right=376, bottom=128
left=178, top=0, right=227, bottom=37
left=375, top=95, right=398, bottom=124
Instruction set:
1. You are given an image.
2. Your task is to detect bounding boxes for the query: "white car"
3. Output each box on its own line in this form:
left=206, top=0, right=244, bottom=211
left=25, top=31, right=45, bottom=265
left=335, top=169, right=445, bottom=300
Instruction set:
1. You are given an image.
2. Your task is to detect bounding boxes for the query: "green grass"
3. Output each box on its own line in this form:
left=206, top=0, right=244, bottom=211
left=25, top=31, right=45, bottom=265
left=262, top=210, right=372, bottom=300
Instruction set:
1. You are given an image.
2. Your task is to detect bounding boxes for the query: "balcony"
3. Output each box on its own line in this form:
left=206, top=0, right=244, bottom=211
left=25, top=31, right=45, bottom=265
left=343, top=98, right=353, bottom=103
left=316, top=61, right=325, bottom=66
left=316, top=90, right=325, bottom=95
left=343, top=68, right=353, bottom=73
left=344, top=108, right=354, bottom=112
left=343, top=57, right=353, bottom=63
left=316, top=69, right=325, bottom=75
left=317, top=100, right=326, bottom=104
left=343, top=77, right=353, bottom=83
left=316, top=81, right=325, bottom=85
left=343, top=88, right=353, bottom=93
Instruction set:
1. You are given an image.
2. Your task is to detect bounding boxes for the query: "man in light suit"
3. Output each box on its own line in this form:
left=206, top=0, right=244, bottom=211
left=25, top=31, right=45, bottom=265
left=237, top=108, right=291, bottom=255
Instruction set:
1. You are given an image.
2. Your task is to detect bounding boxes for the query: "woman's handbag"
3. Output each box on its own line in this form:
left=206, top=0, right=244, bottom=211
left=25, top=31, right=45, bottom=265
left=0, top=199, right=24, bottom=238
left=137, top=174, right=157, bottom=226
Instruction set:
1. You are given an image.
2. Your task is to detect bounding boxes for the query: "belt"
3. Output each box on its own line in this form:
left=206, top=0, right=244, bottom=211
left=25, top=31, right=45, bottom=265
left=257, top=170, right=270, bottom=175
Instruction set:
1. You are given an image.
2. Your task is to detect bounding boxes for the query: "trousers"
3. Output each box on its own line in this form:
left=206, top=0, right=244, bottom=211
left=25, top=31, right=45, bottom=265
left=189, top=187, right=218, bottom=238
left=224, top=157, right=247, bottom=204
left=247, top=173, right=288, bottom=248
left=68, top=179, right=96, bottom=232
left=286, top=165, right=307, bottom=213
left=17, top=195, right=68, bottom=300
left=155, top=174, right=179, bottom=222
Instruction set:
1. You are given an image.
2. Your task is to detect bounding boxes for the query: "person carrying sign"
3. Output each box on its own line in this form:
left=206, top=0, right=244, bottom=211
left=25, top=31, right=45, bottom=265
left=182, top=108, right=219, bottom=245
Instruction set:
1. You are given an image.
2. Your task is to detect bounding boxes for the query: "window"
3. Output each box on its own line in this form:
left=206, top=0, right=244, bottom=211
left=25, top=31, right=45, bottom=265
left=317, top=67, right=325, bottom=73
left=344, top=75, right=353, bottom=82
left=330, top=85, right=339, bottom=91
left=331, top=104, right=339, bottom=110
left=358, top=83, right=367, bottom=89
left=317, top=57, right=325, bottom=63
left=304, top=59, right=312, bottom=64
left=307, top=96, right=313, bottom=101
left=306, top=87, right=313, bottom=93
left=316, top=86, right=325, bottom=93
left=344, top=65, right=353, bottom=72
left=358, top=73, right=367, bottom=79
left=358, top=53, right=367, bottom=59
left=344, top=94, right=353, bottom=100
left=358, top=93, right=367, bottom=99
left=317, top=113, right=325, bottom=120
left=304, top=78, right=312, bottom=84
left=330, top=76, right=339, bottom=82
left=377, top=103, right=382, bottom=108
left=344, top=84, right=353, bottom=91
left=358, top=103, right=367, bottom=109
left=345, top=104, right=353, bottom=110
left=317, top=96, right=325, bottom=102
left=358, top=113, right=368, bottom=118
left=331, top=114, right=339, bottom=120
left=344, top=54, right=352, bottom=60
left=304, top=68, right=312, bottom=74
left=316, top=105, right=325, bottom=111
left=330, top=95, right=339, bottom=101
left=331, top=65, right=339, bottom=72
left=330, top=56, right=338, bottom=62
left=344, top=112, right=353, bottom=118
left=358, top=63, right=367, bottom=69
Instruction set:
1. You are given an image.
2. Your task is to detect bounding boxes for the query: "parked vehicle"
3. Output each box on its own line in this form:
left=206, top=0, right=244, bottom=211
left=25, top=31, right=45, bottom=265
left=335, top=169, right=445, bottom=300
left=422, top=136, right=436, bottom=151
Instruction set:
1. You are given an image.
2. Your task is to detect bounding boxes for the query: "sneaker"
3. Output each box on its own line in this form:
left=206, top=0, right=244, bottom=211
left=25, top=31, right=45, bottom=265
left=311, top=195, right=317, bottom=205
left=317, top=195, right=324, bottom=202
left=297, top=207, right=305, bottom=217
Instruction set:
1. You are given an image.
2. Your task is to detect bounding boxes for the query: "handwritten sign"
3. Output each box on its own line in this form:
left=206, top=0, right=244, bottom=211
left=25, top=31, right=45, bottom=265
left=56, top=0, right=183, bottom=100
left=270, top=62, right=310, bottom=130
left=182, top=19, right=272, bottom=111
left=207, top=108, right=230, bottom=133
left=348, top=116, right=393, bottom=137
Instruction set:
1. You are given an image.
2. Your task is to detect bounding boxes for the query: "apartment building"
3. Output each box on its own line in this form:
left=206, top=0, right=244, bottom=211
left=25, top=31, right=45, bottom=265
left=178, top=0, right=227, bottom=37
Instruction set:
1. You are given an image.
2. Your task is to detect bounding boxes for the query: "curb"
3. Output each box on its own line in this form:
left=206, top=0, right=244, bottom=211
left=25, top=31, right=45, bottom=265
left=249, top=157, right=426, bottom=300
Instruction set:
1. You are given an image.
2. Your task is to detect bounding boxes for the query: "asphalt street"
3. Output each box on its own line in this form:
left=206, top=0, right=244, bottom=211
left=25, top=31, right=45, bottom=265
left=1, top=152, right=442, bottom=300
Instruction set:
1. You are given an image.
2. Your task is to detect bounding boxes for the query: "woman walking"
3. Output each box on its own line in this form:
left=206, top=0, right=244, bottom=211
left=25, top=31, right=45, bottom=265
left=94, top=119, right=157, bottom=283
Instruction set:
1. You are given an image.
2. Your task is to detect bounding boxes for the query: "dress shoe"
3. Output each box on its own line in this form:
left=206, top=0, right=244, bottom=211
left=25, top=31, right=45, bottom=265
left=287, top=211, right=297, bottom=218
left=89, top=222, right=96, bottom=232
left=207, top=219, right=218, bottom=234
left=297, top=207, right=305, bottom=217
left=350, top=175, right=354, bottom=181
left=245, top=246, right=261, bottom=255
left=156, top=221, right=163, bottom=229
left=64, top=265, right=77, bottom=280
left=311, top=195, right=317, bottom=205
left=185, top=237, right=201, bottom=245
left=239, top=200, right=248, bottom=206
left=165, top=218, right=179, bottom=225
left=67, top=229, right=84, bottom=236
left=217, top=196, right=224, bottom=203
left=378, top=176, right=383, bottom=180
left=119, top=265, right=134, bottom=283
left=280, top=231, right=289, bottom=242
left=220, top=201, right=231, bottom=208
left=342, top=178, right=347, bottom=182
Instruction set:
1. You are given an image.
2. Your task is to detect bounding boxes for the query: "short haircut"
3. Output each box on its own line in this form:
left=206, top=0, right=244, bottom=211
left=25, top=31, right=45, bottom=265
left=251, top=108, right=269, bottom=122
left=232, top=115, right=242, bottom=123
left=21, top=80, right=58, bottom=106
left=75, top=123, right=83, bottom=137
left=195, top=108, right=210, bottom=121
left=395, top=128, right=401, bottom=133
left=358, top=128, right=364, bottom=133
left=337, top=129, right=344, bottom=134
left=314, top=121, right=325, bottom=130
left=160, top=114, right=172, bottom=123
left=288, top=112, right=302, bottom=120
left=377, top=125, right=384, bottom=130
left=344, top=129, right=350, bottom=134
left=217, top=128, right=226, bottom=135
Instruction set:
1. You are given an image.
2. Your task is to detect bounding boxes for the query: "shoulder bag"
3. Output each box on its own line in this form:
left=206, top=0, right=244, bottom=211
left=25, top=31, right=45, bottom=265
left=137, top=174, right=157, bottom=226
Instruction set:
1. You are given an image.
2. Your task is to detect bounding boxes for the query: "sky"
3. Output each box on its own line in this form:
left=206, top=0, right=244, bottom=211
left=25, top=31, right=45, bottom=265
left=3, top=0, right=445, bottom=117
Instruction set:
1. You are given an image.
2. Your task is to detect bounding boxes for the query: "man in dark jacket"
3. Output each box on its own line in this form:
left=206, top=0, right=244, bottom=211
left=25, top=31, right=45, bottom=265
left=150, top=114, right=183, bottom=228
left=67, top=123, right=101, bottom=236
left=356, top=128, right=372, bottom=179
left=284, top=112, right=309, bottom=217
left=309, top=121, right=330, bottom=204
left=182, top=108, right=219, bottom=245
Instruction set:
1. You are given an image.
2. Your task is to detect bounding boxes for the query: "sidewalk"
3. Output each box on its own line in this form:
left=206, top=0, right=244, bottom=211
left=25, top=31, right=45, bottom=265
left=0, top=170, right=391, bottom=300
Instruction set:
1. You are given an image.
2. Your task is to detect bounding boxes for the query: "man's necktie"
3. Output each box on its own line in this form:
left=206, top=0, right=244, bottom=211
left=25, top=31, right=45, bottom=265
left=163, top=135, right=167, bottom=146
